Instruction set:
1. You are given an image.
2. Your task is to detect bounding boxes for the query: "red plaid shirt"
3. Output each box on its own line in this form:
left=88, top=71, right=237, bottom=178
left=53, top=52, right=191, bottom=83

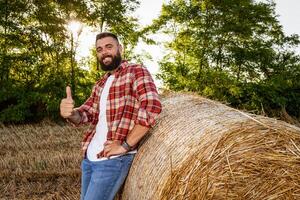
left=75, top=61, right=162, bottom=155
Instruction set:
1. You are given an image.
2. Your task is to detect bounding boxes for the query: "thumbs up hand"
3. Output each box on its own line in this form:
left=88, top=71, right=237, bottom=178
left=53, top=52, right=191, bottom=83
left=66, top=86, right=73, bottom=100
left=60, top=86, right=75, bottom=118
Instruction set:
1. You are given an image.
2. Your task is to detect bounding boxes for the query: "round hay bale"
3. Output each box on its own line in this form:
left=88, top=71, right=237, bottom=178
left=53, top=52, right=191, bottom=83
left=120, top=93, right=300, bottom=200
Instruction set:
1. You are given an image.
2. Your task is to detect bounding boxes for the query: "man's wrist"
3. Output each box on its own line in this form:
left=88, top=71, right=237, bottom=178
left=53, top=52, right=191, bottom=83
left=67, top=109, right=81, bottom=125
left=121, top=140, right=133, bottom=151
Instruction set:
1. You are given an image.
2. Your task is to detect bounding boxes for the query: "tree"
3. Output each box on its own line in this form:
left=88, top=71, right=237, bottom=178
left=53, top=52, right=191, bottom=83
left=0, top=0, right=145, bottom=123
left=0, top=1, right=81, bottom=122
left=150, top=0, right=300, bottom=120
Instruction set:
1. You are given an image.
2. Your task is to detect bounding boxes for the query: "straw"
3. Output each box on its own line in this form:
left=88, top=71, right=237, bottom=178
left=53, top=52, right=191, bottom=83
left=121, top=92, right=300, bottom=200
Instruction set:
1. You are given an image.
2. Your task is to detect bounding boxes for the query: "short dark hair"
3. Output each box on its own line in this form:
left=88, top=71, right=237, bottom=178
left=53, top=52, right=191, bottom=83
left=95, top=32, right=119, bottom=43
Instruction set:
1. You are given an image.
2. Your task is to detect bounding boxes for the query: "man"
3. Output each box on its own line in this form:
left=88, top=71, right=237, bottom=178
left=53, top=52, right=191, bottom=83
left=60, top=32, right=162, bottom=200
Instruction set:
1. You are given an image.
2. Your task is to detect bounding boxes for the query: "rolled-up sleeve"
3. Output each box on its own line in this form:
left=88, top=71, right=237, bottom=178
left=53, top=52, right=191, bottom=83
left=133, top=67, right=162, bottom=127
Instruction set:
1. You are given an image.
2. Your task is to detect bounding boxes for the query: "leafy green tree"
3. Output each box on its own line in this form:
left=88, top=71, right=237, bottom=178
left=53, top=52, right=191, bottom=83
left=151, top=0, right=300, bottom=121
left=0, top=0, right=145, bottom=123
left=0, top=1, right=105, bottom=122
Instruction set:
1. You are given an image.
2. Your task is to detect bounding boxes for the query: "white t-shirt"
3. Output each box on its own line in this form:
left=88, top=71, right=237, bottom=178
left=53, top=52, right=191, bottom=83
left=86, top=75, right=136, bottom=161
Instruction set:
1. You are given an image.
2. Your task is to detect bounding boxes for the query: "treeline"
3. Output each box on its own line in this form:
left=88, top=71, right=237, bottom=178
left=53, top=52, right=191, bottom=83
left=0, top=0, right=299, bottom=123
left=151, top=0, right=300, bottom=122
left=0, top=0, right=143, bottom=123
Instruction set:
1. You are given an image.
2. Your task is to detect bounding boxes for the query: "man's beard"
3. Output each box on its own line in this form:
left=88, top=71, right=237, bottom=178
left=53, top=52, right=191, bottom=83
left=99, top=52, right=122, bottom=71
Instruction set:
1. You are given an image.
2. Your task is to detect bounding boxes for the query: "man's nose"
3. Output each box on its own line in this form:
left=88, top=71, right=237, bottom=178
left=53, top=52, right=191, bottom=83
left=101, top=49, right=109, bottom=56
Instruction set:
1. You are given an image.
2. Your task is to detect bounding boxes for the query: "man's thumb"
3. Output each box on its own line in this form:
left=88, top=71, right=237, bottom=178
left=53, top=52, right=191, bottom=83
left=66, top=86, right=73, bottom=100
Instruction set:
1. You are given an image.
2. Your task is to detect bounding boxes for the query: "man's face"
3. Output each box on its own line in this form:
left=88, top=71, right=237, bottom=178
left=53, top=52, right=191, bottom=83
left=96, top=36, right=122, bottom=71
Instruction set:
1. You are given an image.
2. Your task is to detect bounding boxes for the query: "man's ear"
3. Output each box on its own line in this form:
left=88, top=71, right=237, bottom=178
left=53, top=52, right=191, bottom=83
left=119, top=44, right=123, bottom=55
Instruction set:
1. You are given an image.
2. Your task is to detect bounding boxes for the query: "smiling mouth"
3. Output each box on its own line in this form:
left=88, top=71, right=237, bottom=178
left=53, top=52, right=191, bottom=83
left=102, top=56, right=112, bottom=63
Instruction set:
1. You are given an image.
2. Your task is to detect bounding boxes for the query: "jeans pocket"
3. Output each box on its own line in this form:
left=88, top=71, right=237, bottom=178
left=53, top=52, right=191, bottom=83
left=121, top=154, right=135, bottom=167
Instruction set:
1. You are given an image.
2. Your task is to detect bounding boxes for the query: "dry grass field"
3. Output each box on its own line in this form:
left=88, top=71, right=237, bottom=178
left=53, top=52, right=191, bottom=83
left=0, top=121, right=85, bottom=200
left=1, top=106, right=299, bottom=200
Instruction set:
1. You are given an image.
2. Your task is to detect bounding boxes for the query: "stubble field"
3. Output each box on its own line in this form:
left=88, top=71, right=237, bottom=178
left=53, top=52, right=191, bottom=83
left=0, top=121, right=85, bottom=200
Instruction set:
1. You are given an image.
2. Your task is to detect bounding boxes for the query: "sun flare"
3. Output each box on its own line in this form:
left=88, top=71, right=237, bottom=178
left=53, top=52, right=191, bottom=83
left=67, top=20, right=83, bottom=36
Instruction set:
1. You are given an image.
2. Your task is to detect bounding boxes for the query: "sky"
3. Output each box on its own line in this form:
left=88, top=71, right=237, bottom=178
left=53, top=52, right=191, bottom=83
left=275, top=0, right=300, bottom=36
left=74, top=0, right=300, bottom=86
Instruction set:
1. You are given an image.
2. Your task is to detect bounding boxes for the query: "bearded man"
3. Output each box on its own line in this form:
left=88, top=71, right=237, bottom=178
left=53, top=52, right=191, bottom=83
left=60, top=32, right=162, bottom=200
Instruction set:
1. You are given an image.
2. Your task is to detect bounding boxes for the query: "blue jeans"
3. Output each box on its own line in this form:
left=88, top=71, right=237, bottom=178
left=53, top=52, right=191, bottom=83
left=80, top=154, right=135, bottom=200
